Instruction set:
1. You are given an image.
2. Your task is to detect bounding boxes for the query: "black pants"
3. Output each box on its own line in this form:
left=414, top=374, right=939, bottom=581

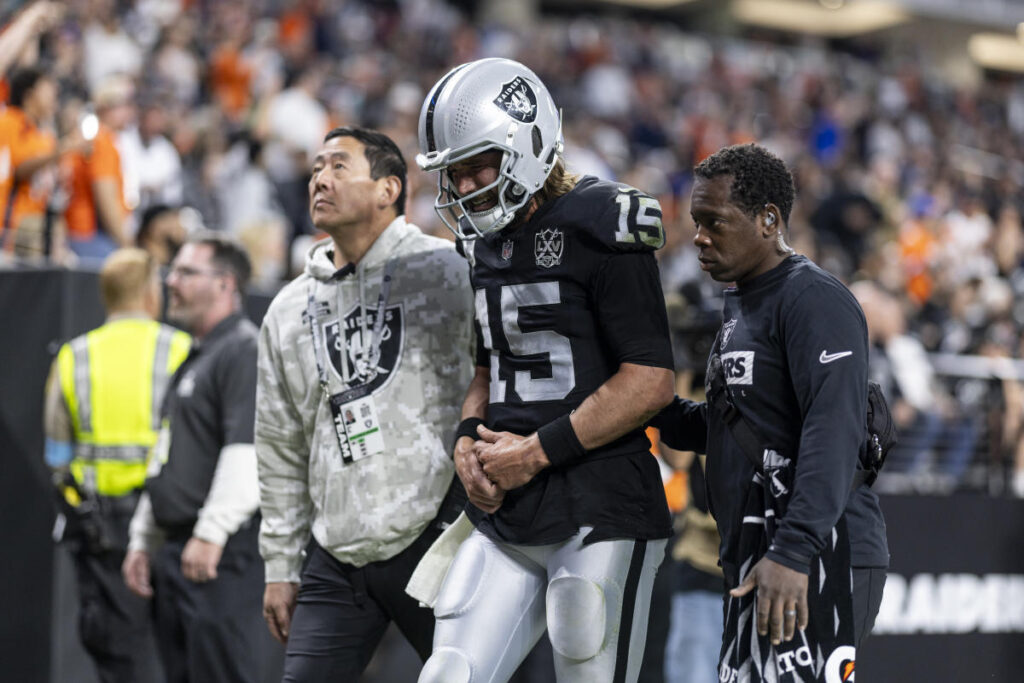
left=152, top=517, right=264, bottom=683
left=72, top=497, right=157, bottom=683
left=283, top=483, right=466, bottom=682
left=853, top=566, right=887, bottom=646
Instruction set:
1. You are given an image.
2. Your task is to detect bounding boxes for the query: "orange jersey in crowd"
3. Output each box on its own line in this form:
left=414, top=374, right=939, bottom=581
left=647, top=426, right=689, bottom=514
left=0, top=105, right=19, bottom=231
left=5, top=107, right=56, bottom=230
left=62, top=124, right=125, bottom=241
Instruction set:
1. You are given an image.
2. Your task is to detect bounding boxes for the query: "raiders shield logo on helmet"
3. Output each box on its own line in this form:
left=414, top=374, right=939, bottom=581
left=493, top=76, right=538, bottom=123
left=323, top=303, right=404, bottom=393
left=535, top=228, right=563, bottom=268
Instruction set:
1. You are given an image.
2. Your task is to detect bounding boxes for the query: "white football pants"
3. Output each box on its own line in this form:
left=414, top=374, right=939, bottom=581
left=417, top=527, right=666, bottom=683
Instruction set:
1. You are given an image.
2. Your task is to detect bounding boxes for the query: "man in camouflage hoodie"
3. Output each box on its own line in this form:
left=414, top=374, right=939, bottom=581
left=256, top=127, right=474, bottom=681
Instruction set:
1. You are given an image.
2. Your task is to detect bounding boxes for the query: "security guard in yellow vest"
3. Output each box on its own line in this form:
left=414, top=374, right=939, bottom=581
left=44, top=248, right=190, bottom=683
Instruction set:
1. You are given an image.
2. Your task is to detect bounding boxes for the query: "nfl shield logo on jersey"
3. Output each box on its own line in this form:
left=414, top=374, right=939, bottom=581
left=501, top=239, right=514, bottom=260
left=535, top=228, right=563, bottom=268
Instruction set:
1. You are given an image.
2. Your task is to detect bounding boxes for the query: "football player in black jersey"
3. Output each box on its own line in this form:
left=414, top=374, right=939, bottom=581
left=653, top=143, right=888, bottom=682
left=414, top=58, right=676, bottom=683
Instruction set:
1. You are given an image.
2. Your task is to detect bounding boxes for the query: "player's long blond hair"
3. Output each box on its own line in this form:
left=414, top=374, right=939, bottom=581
left=534, top=158, right=580, bottom=206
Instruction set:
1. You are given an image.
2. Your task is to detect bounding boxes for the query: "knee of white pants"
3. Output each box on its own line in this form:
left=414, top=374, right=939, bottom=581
left=434, top=537, right=488, bottom=619
left=418, top=646, right=473, bottom=683
left=546, top=573, right=607, bottom=661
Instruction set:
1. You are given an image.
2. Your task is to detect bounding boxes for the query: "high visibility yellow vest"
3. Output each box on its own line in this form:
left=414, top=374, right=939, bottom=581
left=57, top=318, right=191, bottom=497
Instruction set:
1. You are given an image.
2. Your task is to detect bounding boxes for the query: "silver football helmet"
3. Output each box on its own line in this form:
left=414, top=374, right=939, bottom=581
left=416, top=58, right=563, bottom=240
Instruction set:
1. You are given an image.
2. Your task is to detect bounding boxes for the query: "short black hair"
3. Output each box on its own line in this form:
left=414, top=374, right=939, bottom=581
left=190, top=231, right=252, bottom=295
left=8, top=67, right=48, bottom=109
left=694, top=143, right=795, bottom=225
left=135, top=203, right=176, bottom=246
left=324, top=127, right=407, bottom=215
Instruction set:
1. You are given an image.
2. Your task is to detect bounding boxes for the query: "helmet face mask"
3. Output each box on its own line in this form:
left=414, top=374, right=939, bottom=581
left=417, top=58, right=563, bottom=240
left=431, top=143, right=527, bottom=239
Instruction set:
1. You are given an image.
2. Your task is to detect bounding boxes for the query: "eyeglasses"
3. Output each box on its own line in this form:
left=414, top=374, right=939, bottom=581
left=168, top=265, right=225, bottom=279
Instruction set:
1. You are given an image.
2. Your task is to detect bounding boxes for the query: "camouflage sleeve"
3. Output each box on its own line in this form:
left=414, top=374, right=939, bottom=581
left=255, top=309, right=314, bottom=584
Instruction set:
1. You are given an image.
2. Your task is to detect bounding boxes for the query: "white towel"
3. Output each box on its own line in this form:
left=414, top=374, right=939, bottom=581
left=405, top=511, right=474, bottom=608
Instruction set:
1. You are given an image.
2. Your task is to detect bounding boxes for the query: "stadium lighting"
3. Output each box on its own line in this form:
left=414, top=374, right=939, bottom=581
left=969, top=32, right=1024, bottom=73
left=592, top=0, right=701, bottom=7
left=733, top=0, right=909, bottom=37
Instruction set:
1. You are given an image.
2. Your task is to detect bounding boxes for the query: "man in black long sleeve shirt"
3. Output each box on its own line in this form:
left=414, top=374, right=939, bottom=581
left=653, top=144, right=887, bottom=682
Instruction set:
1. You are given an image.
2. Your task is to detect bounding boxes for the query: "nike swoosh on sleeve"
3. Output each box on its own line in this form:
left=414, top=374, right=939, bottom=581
left=819, top=350, right=853, bottom=364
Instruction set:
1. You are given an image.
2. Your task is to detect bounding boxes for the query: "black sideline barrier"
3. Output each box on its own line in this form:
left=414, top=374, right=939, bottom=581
left=4, top=267, right=1023, bottom=682
left=0, top=266, right=279, bottom=683
left=859, top=493, right=1024, bottom=682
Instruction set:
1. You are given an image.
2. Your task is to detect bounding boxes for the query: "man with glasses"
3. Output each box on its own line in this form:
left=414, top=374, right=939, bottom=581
left=123, top=233, right=265, bottom=683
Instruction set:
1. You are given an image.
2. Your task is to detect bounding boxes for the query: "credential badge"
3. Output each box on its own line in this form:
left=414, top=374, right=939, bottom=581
left=721, top=318, right=737, bottom=350
left=535, top=228, right=563, bottom=268
left=493, top=76, right=537, bottom=123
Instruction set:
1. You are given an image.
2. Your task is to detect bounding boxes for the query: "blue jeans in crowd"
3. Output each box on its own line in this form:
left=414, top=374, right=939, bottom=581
left=664, top=589, right=723, bottom=683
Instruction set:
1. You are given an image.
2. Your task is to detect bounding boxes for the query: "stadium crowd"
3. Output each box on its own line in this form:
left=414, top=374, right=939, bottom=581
left=1, top=0, right=1020, bottom=490
left=13, top=0, right=1017, bottom=496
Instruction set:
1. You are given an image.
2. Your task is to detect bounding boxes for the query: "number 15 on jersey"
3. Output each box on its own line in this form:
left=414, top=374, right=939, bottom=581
left=475, top=282, right=576, bottom=404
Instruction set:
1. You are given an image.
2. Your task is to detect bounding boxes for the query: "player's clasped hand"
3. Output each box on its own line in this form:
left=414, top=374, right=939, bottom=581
left=475, top=425, right=549, bottom=490
left=453, top=434, right=504, bottom=513
left=729, top=556, right=809, bottom=645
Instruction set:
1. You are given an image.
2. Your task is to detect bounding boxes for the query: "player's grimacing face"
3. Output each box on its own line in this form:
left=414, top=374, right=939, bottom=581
left=445, top=150, right=503, bottom=212
left=690, top=174, right=773, bottom=285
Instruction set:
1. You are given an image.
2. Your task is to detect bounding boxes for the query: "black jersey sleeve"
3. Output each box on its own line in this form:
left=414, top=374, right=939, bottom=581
left=649, top=397, right=708, bottom=453
left=592, top=251, right=675, bottom=369
left=766, top=280, right=868, bottom=573
left=570, top=178, right=666, bottom=254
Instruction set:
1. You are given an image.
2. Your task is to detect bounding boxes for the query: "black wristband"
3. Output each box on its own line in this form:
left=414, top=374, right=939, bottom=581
left=455, top=417, right=485, bottom=442
left=536, top=413, right=586, bottom=467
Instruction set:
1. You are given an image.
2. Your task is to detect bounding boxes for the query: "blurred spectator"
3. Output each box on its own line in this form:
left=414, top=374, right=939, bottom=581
left=134, top=203, right=185, bottom=267
left=62, top=75, right=135, bottom=261
left=663, top=454, right=723, bottom=683
left=0, top=68, right=67, bottom=258
left=207, top=5, right=253, bottom=125
left=809, top=179, right=883, bottom=280
left=0, top=1, right=63, bottom=76
left=119, top=97, right=184, bottom=218
left=853, top=281, right=977, bottom=492
left=81, top=0, right=143, bottom=95
left=151, top=15, right=202, bottom=107
left=212, top=134, right=287, bottom=287
left=255, top=64, right=327, bottom=266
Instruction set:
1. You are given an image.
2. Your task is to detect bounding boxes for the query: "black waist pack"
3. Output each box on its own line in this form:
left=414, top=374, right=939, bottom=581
left=862, top=380, right=896, bottom=486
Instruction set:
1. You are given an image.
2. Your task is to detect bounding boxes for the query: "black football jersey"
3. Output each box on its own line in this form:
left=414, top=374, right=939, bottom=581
left=462, top=175, right=675, bottom=545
